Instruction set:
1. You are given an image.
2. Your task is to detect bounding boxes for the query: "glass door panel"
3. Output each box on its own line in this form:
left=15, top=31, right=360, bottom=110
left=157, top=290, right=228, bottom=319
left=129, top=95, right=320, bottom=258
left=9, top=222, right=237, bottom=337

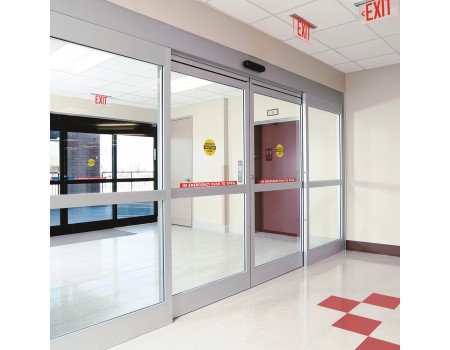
left=50, top=36, right=168, bottom=345
left=251, top=84, right=303, bottom=285
left=170, top=62, right=249, bottom=317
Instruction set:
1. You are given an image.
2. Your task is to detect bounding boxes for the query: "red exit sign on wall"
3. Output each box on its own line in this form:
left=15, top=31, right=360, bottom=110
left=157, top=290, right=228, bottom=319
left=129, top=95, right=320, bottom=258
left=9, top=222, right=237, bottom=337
left=356, top=0, right=399, bottom=23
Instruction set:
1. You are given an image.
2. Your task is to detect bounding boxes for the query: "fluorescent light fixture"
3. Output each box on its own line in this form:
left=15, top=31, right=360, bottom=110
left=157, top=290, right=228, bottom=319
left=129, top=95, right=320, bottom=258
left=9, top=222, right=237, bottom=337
left=51, top=43, right=113, bottom=74
left=171, top=76, right=215, bottom=93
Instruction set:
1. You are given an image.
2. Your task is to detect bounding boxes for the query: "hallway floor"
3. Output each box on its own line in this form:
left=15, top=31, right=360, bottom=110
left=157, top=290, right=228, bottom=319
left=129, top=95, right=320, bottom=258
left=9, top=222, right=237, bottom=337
left=110, top=251, right=400, bottom=350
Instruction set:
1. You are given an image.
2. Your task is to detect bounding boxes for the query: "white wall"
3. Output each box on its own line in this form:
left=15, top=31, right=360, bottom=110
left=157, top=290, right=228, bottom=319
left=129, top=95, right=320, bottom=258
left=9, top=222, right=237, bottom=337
left=107, top=0, right=344, bottom=92
left=51, top=95, right=158, bottom=123
left=345, top=64, right=400, bottom=246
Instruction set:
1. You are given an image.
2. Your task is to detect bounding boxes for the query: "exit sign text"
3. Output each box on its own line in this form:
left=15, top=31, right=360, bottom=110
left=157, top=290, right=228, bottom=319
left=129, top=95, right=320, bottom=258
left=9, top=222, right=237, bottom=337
left=360, top=0, right=391, bottom=22
left=94, top=94, right=108, bottom=106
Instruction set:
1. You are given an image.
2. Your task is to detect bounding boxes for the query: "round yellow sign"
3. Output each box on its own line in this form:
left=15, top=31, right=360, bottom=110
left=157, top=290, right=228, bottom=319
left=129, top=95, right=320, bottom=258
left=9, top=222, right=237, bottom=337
left=275, top=144, right=284, bottom=158
left=87, top=158, right=96, bottom=167
left=204, top=139, right=216, bottom=156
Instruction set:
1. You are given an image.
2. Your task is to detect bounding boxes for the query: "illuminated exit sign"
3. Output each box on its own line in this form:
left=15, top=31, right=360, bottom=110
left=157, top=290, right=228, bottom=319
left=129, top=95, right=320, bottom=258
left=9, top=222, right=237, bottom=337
left=355, top=0, right=400, bottom=23
left=92, top=94, right=109, bottom=106
left=290, top=14, right=317, bottom=43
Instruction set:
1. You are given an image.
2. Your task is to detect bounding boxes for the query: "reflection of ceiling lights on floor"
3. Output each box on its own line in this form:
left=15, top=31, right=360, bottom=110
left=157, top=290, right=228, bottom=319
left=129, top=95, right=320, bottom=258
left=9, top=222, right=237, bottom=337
left=51, top=43, right=113, bottom=74
left=171, top=76, right=214, bottom=93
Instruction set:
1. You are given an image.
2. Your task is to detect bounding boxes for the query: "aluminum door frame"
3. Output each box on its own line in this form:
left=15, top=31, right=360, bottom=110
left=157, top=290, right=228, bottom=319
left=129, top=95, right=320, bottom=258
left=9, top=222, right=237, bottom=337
left=50, top=11, right=173, bottom=350
left=302, top=93, right=345, bottom=266
left=170, top=59, right=252, bottom=317
left=249, top=82, right=305, bottom=287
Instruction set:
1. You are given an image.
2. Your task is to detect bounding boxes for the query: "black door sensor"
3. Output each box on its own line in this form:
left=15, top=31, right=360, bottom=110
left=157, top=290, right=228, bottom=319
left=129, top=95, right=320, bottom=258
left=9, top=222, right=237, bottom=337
left=243, top=60, right=265, bottom=73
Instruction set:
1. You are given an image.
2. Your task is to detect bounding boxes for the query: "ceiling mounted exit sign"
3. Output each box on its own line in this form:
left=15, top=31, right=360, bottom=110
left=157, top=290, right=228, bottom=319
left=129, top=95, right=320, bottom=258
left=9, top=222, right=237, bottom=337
left=290, top=14, right=317, bottom=43
left=355, top=0, right=400, bottom=23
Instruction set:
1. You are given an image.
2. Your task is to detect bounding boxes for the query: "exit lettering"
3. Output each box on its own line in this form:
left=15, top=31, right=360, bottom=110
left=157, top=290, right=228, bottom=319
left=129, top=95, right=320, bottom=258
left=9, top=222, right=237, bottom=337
left=297, top=20, right=310, bottom=42
left=361, top=0, right=391, bottom=22
left=94, top=94, right=108, bottom=105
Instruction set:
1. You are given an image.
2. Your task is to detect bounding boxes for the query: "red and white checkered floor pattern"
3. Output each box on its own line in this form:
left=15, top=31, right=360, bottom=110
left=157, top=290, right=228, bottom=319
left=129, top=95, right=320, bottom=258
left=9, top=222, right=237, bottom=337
left=318, top=293, right=400, bottom=349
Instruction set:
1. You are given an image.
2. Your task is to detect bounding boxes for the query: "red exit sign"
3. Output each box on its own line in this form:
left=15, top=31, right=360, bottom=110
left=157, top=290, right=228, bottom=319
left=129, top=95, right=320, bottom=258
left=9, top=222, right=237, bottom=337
left=94, top=94, right=108, bottom=105
left=356, top=0, right=399, bottom=23
left=291, top=14, right=316, bottom=43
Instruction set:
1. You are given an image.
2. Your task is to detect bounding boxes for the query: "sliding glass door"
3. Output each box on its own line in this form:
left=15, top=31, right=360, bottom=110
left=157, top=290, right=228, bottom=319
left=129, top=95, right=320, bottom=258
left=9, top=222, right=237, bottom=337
left=250, top=82, right=304, bottom=286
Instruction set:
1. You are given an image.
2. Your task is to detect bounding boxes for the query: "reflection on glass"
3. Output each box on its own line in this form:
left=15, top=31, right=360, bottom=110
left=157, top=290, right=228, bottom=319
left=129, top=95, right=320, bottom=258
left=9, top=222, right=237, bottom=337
left=308, top=107, right=340, bottom=181
left=170, top=72, right=244, bottom=187
left=309, top=186, right=340, bottom=249
left=255, top=189, right=301, bottom=266
left=50, top=218, right=163, bottom=338
left=50, top=209, right=60, bottom=226
left=172, top=194, right=245, bottom=294
left=117, top=135, right=154, bottom=184
left=117, top=202, right=154, bottom=218
left=68, top=205, right=113, bottom=224
left=254, top=94, right=300, bottom=184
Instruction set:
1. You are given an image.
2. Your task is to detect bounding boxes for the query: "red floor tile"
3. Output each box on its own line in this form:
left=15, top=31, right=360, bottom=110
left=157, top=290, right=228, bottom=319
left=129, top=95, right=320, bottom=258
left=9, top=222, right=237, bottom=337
left=332, top=313, right=381, bottom=336
left=356, top=337, right=400, bottom=350
left=318, top=295, right=360, bottom=313
left=363, top=293, right=400, bottom=310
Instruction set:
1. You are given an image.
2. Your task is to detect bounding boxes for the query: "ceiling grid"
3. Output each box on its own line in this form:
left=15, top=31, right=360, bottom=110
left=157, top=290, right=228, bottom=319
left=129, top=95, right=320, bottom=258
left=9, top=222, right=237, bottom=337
left=199, top=0, right=400, bottom=73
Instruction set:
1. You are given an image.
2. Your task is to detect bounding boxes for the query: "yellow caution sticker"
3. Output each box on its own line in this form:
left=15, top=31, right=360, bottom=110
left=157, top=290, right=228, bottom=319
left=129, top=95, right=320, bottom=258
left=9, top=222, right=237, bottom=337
left=275, top=144, right=284, bottom=158
left=87, top=158, right=96, bottom=167
left=204, top=139, right=216, bottom=156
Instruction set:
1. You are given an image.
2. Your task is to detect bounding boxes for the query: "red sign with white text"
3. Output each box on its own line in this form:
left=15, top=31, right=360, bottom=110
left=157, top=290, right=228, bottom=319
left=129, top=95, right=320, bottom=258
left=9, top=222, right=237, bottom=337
left=180, top=181, right=237, bottom=188
left=359, top=0, right=399, bottom=23
left=259, top=178, right=296, bottom=184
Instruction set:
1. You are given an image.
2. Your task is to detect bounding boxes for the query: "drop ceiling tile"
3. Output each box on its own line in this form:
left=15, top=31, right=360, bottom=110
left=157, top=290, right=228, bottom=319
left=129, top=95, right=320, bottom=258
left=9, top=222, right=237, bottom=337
left=278, top=0, right=356, bottom=30
left=117, top=94, right=151, bottom=103
left=366, top=15, right=400, bottom=36
left=51, top=70, right=72, bottom=85
left=98, top=56, right=151, bottom=75
left=99, top=83, right=139, bottom=94
left=89, top=89, right=125, bottom=98
left=177, top=89, right=218, bottom=99
left=383, top=34, right=400, bottom=52
left=133, top=101, right=158, bottom=109
left=356, top=53, right=400, bottom=69
left=335, top=38, right=394, bottom=61
left=252, top=16, right=293, bottom=41
left=132, top=88, right=159, bottom=99
left=248, top=0, right=311, bottom=14
left=208, top=0, right=270, bottom=23
left=312, top=50, right=349, bottom=65
left=81, top=67, right=130, bottom=82
left=172, top=94, right=200, bottom=103
left=117, top=75, right=153, bottom=87
left=201, top=84, right=238, bottom=94
left=51, top=89, right=82, bottom=98
left=337, top=0, right=360, bottom=18
left=314, top=20, right=378, bottom=48
left=284, top=37, right=329, bottom=54
left=64, top=76, right=110, bottom=89
left=333, top=62, right=363, bottom=73
left=52, top=82, right=91, bottom=94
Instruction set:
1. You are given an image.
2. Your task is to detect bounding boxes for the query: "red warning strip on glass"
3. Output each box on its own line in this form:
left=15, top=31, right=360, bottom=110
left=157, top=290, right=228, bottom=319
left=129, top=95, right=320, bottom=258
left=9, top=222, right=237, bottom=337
left=180, top=181, right=237, bottom=188
left=259, top=178, right=296, bottom=184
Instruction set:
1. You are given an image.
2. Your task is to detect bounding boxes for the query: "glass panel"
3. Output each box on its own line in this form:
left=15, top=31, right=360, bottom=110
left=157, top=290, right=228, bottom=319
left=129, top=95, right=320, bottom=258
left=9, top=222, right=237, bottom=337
left=309, top=186, right=341, bottom=249
left=50, top=209, right=60, bottom=226
left=117, top=202, right=155, bottom=218
left=50, top=209, right=163, bottom=338
left=308, top=107, right=340, bottom=181
left=254, top=93, right=300, bottom=184
left=68, top=205, right=113, bottom=224
left=50, top=130, right=60, bottom=180
left=171, top=72, right=244, bottom=188
left=117, top=181, right=155, bottom=192
left=255, top=189, right=301, bottom=266
left=50, top=38, right=160, bottom=124
left=172, top=194, right=245, bottom=294
left=117, top=135, right=155, bottom=188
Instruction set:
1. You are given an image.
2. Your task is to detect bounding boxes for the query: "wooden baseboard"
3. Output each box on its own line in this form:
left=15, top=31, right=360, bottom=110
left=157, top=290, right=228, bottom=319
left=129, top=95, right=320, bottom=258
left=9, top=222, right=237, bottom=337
left=346, top=240, right=400, bottom=257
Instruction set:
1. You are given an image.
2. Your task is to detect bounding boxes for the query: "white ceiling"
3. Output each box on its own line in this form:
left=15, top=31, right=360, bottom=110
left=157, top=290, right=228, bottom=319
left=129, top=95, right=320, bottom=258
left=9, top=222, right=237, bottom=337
left=197, top=0, right=400, bottom=73
left=50, top=38, right=242, bottom=110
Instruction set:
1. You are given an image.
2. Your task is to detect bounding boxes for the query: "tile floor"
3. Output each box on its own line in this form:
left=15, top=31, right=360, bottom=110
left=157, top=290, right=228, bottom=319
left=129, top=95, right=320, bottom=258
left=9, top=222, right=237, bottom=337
left=50, top=223, right=310, bottom=338
left=108, top=250, right=399, bottom=350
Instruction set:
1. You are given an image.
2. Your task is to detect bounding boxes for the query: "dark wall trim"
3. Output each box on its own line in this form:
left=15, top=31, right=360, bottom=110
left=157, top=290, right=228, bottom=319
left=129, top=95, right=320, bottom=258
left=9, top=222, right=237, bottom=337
left=346, top=240, right=400, bottom=257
